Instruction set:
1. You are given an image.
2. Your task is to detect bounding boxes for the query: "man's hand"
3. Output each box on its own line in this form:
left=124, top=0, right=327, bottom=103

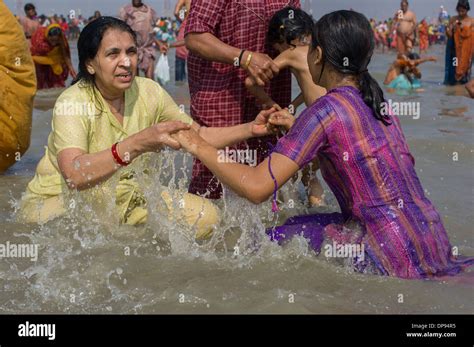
left=268, top=108, right=296, bottom=131
left=250, top=107, right=280, bottom=137
left=242, top=51, right=279, bottom=87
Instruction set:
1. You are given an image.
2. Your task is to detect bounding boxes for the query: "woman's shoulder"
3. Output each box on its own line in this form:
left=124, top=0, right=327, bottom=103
left=306, top=86, right=361, bottom=120
left=296, top=92, right=337, bottom=126
left=53, top=82, right=96, bottom=119
left=135, top=76, right=161, bottom=89
left=134, top=77, right=163, bottom=99
left=55, top=82, right=91, bottom=104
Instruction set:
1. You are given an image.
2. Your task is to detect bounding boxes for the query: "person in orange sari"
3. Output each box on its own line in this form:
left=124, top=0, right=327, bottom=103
left=418, top=19, right=429, bottom=54
left=446, top=0, right=474, bottom=84
left=30, top=24, right=77, bottom=89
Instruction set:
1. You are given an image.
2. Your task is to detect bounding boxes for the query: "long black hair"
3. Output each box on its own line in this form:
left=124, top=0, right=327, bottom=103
left=73, top=16, right=137, bottom=86
left=267, top=7, right=314, bottom=46
left=311, top=10, right=391, bottom=126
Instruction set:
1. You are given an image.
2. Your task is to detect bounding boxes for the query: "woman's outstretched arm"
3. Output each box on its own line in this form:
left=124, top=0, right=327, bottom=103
left=173, top=128, right=299, bottom=204
left=58, top=122, right=191, bottom=191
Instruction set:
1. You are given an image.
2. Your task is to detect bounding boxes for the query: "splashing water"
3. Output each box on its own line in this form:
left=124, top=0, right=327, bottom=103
left=0, top=46, right=473, bottom=314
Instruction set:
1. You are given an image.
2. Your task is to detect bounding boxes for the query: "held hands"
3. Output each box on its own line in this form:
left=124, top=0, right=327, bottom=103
left=250, top=107, right=295, bottom=137
left=135, top=121, right=192, bottom=153
left=267, top=108, right=296, bottom=131
left=171, top=127, right=206, bottom=156
left=250, top=107, right=281, bottom=136
left=242, top=51, right=279, bottom=87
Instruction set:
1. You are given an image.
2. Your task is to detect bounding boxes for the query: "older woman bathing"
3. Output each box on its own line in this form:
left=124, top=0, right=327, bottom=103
left=20, top=17, right=274, bottom=240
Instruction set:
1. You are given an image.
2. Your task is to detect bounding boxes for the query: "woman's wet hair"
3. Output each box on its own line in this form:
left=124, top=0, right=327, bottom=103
left=457, top=0, right=471, bottom=11
left=73, top=16, right=137, bottom=86
left=311, top=10, right=391, bottom=126
left=267, top=7, right=314, bottom=47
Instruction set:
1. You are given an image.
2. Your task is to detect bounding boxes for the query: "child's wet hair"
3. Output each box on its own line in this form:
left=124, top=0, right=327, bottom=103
left=311, top=10, right=391, bottom=126
left=267, top=7, right=314, bottom=47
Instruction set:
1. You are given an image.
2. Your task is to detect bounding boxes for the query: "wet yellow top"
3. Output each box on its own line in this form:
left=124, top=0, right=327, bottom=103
left=21, top=77, right=193, bottom=224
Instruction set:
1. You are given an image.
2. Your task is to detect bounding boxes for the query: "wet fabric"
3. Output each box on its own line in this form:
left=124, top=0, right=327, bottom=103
left=20, top=77, right=218, bottom=239
left=388, top=74, right=421, bottom=89
left=454, top=24, right=474, bottom=83
left=444, top=37, right=457, bottom=85
left=271, top=86, right=474, bottom=279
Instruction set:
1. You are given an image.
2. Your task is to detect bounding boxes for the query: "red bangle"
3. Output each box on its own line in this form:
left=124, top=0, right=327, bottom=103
left=111, top=142, right=129, bottom=166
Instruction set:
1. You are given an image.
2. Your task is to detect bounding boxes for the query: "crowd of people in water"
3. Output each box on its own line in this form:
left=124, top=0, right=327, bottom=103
left=1, top=0, right=473, bottom=280
left=15, top=1, right=188, bottom=87
left=14, top=1, right=474, bottom=94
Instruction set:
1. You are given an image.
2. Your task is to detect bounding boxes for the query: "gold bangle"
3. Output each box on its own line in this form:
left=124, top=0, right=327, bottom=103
left=244, top=52, right=253, bottom=69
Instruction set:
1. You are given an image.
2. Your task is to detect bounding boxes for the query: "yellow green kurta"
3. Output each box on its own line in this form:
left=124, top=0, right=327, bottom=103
left=20, top=77, right=214, bottom=231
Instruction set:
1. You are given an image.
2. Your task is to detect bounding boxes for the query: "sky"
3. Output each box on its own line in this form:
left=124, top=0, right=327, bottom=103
left=4, top=0, right=461, bottom=21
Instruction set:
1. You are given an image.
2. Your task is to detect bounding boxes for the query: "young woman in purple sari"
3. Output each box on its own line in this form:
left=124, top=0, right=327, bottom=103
left=173, top=10, right=474, bottom=280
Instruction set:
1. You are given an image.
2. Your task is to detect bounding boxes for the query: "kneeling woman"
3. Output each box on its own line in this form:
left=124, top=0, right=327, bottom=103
left=173, top=11, right=474, bottom=278
left=20, top=17, right=274, bottom=240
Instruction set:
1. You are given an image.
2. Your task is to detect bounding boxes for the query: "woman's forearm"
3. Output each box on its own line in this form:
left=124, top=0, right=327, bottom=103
left=61, top=135, right=143, bottom=191
left=199, top=123, right=253, bottom=149
left=193, top=142, right=266, bottom=203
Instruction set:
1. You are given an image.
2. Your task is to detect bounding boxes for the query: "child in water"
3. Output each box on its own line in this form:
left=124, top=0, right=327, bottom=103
left=245, top=7, right=327, bottom=206
left=384, top=52, right=437, bottom=91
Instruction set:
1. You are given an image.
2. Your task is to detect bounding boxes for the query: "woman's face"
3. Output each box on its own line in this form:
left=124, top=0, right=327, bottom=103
left=26, top=8, right=36, bottom=18
left=47, top=34, right=61, bottom=47
left=87, top=29, right=138, bottom=95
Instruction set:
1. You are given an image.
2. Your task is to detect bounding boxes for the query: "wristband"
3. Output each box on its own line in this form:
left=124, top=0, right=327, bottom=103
left=238, top=50, right=246, bottom=67
left=111, top=142, right=129, bottom=166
